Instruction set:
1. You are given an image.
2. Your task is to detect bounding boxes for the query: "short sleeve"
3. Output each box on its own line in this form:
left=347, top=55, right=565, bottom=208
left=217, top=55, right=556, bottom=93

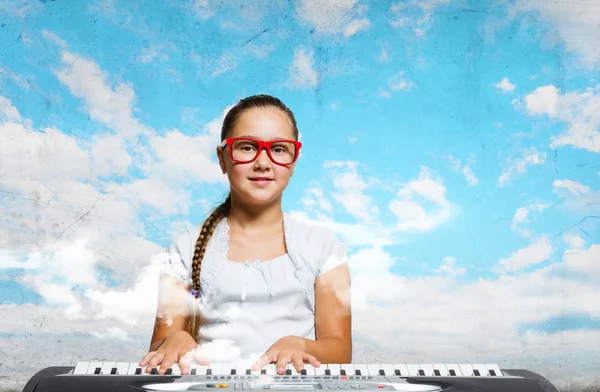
left=160, top=230, right=194, bottom=286
left=317, top=229, right=349, bottom=276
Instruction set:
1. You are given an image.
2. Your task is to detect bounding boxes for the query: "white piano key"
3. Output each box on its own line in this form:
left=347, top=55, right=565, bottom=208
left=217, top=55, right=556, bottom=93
left=208, top=363, right=222, bottom=375
left=445, top=364, right=462, bottom=376
left=432, top=364, right=448, bottom=376
left=340, top=364, right=354, bottom=376
left=221, top=363, right=235, bottom=375
left=194, top=364, right=209, bottom=375
left=287, top=363, right=302, bottom=375
left=419, top=364, right=434, bottom=376
left=471, top=364, right=487, bottom=377
left=367, top=364, right=380, bottom=376
left=265, top=364, right=276, bottom=376
left=87, top=362, right=104, bottom=375
left=485, top=364, right=503, bottom=377
left=327, top=364, right=341, bottom=375
left=379, top=364, right=395, bottom=376
left=352, top=364, right=368, bottom=376
left=101, top=362, right=116, bottom=375
left=127, top=362, right=142, bottom=375
left=314, top=364, right=327, bottom=375
left=303, top=364, right=316, bottom=375
left=115, top=362, right=129, bottom=375
left=168, top=363, right=181, bottom=376
left=406, top=364, right=421, bottom=376
left=73, top=362, right=90, bottom=375
left=459, top=364, right=474, bottom=376
left=393, top=364, right=409, bottom=376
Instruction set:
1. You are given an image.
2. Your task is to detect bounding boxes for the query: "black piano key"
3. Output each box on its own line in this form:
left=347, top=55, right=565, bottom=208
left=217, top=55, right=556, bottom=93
left=301, top=369, right=307, bottom=376
left=394, top=369, right=401, bottom=376
left=324, top=369, right=331, bottom=376
left=449, top=369, right=456, bottom=376
left=473, top=369, right=480, bottom=376
left=434, top=370, right=441, bottom=376
left=285, top=369, right=292, bottom=375
left=166, top=368, right=173, bottom=375
left=340, top=370, right=346, bottom=376
left=418, top=370, right=425, bottom=376
left=231, top=369, right=236, bottom=375
left=135, top=368, right=142, bottom=375
left=489, top=369, right=497, bottom=376
left=355, top=370, right=362, bottom=376
left=261, top=369, right=266, bottom=375
left=190, top=369, right=197, bottom=375
left=110, top=368, right=117, bottom=375
left=151, top=368, right=158, bottom=375
left=94, top=367, right=101, bottom=375
left=379, top=370, right=385, bottom=375
left=246, top=369, right=251, bottom=375
left=206, top=369, right=212, bottom=375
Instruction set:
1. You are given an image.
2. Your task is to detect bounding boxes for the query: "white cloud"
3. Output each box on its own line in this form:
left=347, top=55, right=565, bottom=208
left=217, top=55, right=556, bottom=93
left=288, top=48, right=319, bottom=89
left=525, top=84, right=600, bottom=153
left=434, top=256, right=466, bottom=277
left=91, top=134, right=132, bottom=177
left=512, top=0, right=600, bottom=70
left=390, top=0, right=451, bottom=36
left=389, top=166, right=452, bottom=231
left=379, top=71, right=416, bottom=98
left=296, top=0, right=370, bottom=37
left=494, top=77, right=516, bottom=93
left=498, top=148, right=547, bottom=185
left=0, top=96, right=22, bottom=122
left=511, top=202, right=549, bottom=238
left=494, top=237, right=553, bottom=274
left=445, top=155, right=479, bottom=185
left=552, top=179, right=600, bottom=215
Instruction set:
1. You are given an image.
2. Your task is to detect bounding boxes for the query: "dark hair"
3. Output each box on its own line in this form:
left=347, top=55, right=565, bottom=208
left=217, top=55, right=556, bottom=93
left=186, top=94, right=299, bottom=339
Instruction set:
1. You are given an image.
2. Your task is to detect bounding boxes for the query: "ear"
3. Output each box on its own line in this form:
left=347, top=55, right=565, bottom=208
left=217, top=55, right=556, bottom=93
left=216, top=146, right=226, bottom=173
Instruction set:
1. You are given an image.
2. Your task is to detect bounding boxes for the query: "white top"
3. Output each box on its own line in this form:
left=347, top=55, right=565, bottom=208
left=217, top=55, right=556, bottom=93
left=160, top=213, right=348, bottom=363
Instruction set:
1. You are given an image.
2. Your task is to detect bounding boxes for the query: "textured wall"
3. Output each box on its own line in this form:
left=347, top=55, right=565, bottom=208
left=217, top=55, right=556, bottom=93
left=1, top=1, right=599, bottom=391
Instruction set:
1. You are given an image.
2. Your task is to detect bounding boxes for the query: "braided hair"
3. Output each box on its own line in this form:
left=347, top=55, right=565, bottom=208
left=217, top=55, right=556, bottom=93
left=186, top=94, right=300, bottom=339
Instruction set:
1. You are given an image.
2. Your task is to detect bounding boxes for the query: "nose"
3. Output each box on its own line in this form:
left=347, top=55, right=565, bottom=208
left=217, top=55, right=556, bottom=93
left=254, top=147, right=271, bottom=166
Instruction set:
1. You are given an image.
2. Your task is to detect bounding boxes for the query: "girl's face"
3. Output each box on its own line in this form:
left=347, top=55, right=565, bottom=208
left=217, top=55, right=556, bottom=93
left=217, top=107, right=297, bottom=207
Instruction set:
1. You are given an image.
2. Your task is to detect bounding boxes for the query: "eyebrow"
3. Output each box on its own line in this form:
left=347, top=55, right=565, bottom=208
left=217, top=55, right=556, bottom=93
left=237, top=134, right=291, bottom=141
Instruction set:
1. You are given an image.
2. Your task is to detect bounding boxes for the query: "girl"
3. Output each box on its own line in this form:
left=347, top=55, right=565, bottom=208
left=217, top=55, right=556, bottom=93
left=140, top=94, right=352, bottom=376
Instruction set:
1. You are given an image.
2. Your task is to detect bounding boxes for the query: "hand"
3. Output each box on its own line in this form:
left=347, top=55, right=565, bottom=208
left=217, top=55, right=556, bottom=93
left=252, top=336, right=321, bottom=375
left=139, top=330, right=198, bottom=375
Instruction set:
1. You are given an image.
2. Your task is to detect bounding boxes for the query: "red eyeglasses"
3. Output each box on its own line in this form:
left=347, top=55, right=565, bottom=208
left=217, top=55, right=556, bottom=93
left=221, top=137, right=302, bottom=166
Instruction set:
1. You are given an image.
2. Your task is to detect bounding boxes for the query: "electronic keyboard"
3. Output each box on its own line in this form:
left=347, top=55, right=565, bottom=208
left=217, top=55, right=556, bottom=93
left=22, top=362, right=559, bottom=392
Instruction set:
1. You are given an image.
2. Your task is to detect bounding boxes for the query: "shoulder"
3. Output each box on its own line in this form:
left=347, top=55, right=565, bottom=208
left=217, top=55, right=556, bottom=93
left=285, top=213, right=348, bottom=274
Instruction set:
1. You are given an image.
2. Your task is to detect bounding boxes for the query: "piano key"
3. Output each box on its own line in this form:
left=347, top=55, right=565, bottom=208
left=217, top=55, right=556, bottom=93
left=432, top=364, right=448, bottom=376
left=235, top=364, right=248, bottom=376
left=221, top=363, right=235, bottom=375
left=169, top=363, right=181, bottom=376
left=127, top=363, right=142, bottom=375
left=193, top=364, right=209, bottom=375
left=87, top=362, right=103, bottom=375
left=406, top=364, right=421, bottom=376
left=327, top=364, right=341, bottom=375
left=264, top=364, right=276, bottom=376
left=314, top=364, right=327, bottom=376
left=379, top=364, right=395, bottom=376
left=445, top=364, right=462, bottom=376
left=115, top=362, right=129, bottom=375
left=101, top=362, right=116, bottom=375
left=286, top=364, right=301, bottom=375
left=304, top=364, right=316, bottom=375
left=208, top=363, right=222, bottom=375
left=352, top=364, right=368, bottom=376
left=459, top=364, right=474, bottom=376
left=340, top=364, right=354, bottom=376
left=485, top=364, right=503, bottom=376
left=419, top=364, right=434, bottom=376
left=367, top=364, right=380, bottom=376
left=73, top=362, right=90, bottom=375
left=471, top=364, right=487, bottom=377
left=393, top=364, right=409, bottom=376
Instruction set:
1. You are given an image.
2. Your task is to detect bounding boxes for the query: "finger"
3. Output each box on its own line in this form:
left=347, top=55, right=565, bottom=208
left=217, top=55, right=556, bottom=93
left=302, top=353, right=321, bottom=367
left=145, top=352, right=164, bottom=373
left=291, top=353, right=304, bottom=373
left=276, top=353, right=291, bottom=375
left=192, top=350, right=210, bottom=366
left=159, top=353, right=177, bottom=375
left=139, top=351, right=157, bottom=366
left=252, top=352, right=273, bottom=371
left=179, top=356, right=191, bottom=375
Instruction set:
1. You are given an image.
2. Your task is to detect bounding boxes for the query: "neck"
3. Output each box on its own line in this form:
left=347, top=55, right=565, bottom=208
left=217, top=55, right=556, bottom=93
left=227, top=195, right=284, bottom=233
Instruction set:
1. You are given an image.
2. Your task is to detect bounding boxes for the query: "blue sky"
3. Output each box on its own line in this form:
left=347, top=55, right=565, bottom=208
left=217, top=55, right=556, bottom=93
left=1, top=0, right=600, bottom=389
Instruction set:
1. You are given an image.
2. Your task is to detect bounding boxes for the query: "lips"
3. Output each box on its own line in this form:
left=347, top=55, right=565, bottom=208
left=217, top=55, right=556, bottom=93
left=249, top=177, right=273, bottom=181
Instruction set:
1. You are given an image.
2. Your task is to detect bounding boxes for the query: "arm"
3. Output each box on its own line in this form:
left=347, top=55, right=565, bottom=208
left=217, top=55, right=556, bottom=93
left=148, top=273, right=191, bottom=350
left=304, top=262, right=352, bottom=363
